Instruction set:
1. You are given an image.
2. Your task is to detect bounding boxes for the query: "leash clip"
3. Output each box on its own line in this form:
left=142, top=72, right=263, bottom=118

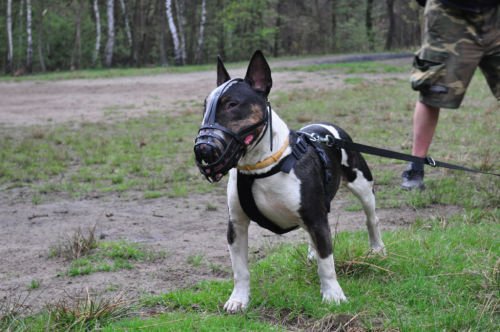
left=306, top=132, right=319, bottom=142
left=325, top=135, right=336, bottom=147
left=425, top=156, right=437, bottom=167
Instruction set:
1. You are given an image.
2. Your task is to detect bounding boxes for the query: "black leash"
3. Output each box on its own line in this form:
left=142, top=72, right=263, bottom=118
left=301, top=132, right=500, bottom=177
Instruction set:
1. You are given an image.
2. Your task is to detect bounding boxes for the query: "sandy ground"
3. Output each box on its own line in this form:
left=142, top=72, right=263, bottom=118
left=0, top=54, right=462, bottom=314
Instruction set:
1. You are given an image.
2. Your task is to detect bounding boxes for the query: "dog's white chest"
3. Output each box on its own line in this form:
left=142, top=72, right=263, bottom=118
left=250, top=171, right=303, bottom=228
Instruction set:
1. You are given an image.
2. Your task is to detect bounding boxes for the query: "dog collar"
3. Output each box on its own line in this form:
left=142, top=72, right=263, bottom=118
left=237, top=137, right=289, bottom=171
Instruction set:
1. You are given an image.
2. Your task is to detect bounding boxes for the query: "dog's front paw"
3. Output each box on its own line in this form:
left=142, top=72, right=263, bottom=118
left=224, top=298, right=248, bottom=313
left=224, top=289, right=249, bottom=313
left=370, top=245, right=386, bottom=256
left=321, top=282, right=347, bottom=304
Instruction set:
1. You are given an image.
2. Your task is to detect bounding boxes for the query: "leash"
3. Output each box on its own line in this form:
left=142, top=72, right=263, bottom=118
left=301, top=132, right=500, bottom=177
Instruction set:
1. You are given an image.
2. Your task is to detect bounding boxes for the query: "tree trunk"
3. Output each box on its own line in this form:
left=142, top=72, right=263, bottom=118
left=105, top=0, right=115, bottom=67
left=194, top=0, right=206, bottom=63
left=26, top=0, right=33, bottom=73
left=158, top=0, right=168, bottom=66
left=132, top=0, right=145, bottom=66
left=216, top=0, right=225, bottom=60
left=92, top=0, right=102, bottom=66
left=119, top=0, right=133, bottom=49
left=37, top=0, right=46, bottom=72
left=71, top=0, right=83, bottom=70
left=6, top=0, right=13, bottom=73
left=174, top=0, right=186, bottom=64
left=331, top=0, right=337, bottom=52
left=18, top=0, right=24, bottom=70
left=165, top=0, right=181, bottom=65
left=313, top=0, right=327, bottom=53
left=366, top=0, right=374, bottom=51
left=273, top=0, right=283, bottom=57
left=385, top=0, right=395, bottom=50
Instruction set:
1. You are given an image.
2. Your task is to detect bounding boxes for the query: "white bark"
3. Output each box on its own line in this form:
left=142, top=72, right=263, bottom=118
left=92, top=0, right=101, bottom=65
left=26, top=0, right=33, bottom=72
left=195, top=0, right=207, bottom=63
left=18, top=0, right=24, bottom=67
left=105, top=0, right=115, bottom=67
left=174, top=0, right=186, bottom=64
left=165, top=0, right=181, bottom=65
left=37, top=1, right=46, bottom=72
left=119, top=0, right=132, bottom=48
left=7, top=0, right=13, bottom=73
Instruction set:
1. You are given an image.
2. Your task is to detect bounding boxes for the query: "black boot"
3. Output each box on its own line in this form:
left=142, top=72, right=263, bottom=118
left=401, top=162, right=425, bottom=190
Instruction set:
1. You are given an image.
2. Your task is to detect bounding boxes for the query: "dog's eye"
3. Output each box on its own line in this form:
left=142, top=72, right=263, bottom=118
left=226, top=101, right=239, bottom=109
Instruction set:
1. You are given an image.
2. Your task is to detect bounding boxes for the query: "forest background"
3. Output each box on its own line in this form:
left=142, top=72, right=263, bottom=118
left=2, top=0, right=425, bottom=75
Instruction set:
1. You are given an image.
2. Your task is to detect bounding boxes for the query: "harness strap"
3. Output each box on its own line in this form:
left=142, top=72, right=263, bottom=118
left=237, top=173, right=299, bottom=234
left=237, top=132, right=334, bottom=234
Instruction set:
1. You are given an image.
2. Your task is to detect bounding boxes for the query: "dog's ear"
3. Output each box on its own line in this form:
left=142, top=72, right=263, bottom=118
left=245, top=50, right=272, bottom=97
left=217, top=55, right=231, bottom=86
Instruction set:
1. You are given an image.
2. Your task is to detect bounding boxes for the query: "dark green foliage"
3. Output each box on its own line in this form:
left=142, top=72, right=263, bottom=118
left=1, top=0, right=422, bottom=73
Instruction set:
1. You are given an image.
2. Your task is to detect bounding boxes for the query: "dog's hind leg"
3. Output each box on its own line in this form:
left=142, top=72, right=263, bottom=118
left=344, top=163, right=385, bottom=254
left=307, top=218, right=347, bottom=304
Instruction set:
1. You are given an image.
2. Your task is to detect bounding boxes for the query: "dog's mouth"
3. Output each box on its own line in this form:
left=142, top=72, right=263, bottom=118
left=244, top=134, right=255, bottom=145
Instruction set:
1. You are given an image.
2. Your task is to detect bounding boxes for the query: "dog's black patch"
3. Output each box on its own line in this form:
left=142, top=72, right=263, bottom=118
left=294, top=138, right=341, bottom=259
left=227, top=221, right=236, bottom=245
left=301, top=123, right=373, bottom=182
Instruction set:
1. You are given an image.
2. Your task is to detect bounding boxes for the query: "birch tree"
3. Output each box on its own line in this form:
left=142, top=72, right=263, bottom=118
left=71, top=0, right=83, bottom=69
left=119, top=0, right=133, bottom=49
left=6, top=0, right=13, bottom=73
left=26, top=0, right=33, bottom=73
left=174, top=0, right=186, bottom=64
left=37, top=1, right=46, bottom=72
left=165, top=0, right=182, bottom=65
left=18, top=0, right=25, bottom=69
left=104, top=0, right=115, bottom=67
left=194, top=0, right=207, bottom=64
left=92, top=0, right=101, bottom=65
left=159, top=1, right=168, bottom=66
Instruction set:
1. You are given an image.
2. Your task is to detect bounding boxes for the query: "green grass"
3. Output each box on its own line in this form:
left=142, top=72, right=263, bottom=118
left=102, top=213, right=498, bottom=331
left=0, top=64, right=214, bottom=82
left=28, top=279, right=41, bottom=290
left=67, top=240, right=161, bottom=277
left=277, top=60, right=409, bottom=74
left=0, top=114, right=216, bottom=201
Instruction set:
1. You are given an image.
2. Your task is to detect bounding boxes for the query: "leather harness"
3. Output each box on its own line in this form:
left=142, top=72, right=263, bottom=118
left=237, top=131, right=335, bottom=234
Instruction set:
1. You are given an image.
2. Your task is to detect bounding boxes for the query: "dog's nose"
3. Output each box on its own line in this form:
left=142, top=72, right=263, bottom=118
left=194, top=143, right=220, bottom=165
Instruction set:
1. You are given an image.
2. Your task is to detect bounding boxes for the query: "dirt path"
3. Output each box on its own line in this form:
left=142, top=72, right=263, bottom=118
left=0, top=192, right=460, bottom=312
left=0, top=54, right=462, bottom=314
left=0, top=53, right=411, bottom=126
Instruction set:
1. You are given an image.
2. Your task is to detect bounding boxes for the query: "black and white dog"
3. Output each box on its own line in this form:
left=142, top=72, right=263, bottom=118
left=194, top=51, right=385, bottom=313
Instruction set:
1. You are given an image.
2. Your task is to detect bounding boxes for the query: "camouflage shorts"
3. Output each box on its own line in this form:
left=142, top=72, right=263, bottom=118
left=410, top=0, right=500, bottom=108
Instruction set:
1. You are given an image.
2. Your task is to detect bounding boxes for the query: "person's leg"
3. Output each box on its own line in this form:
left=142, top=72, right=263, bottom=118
left=412, top=101, right=440, bottom=158
left=401, top=101, right=440, bottom=190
